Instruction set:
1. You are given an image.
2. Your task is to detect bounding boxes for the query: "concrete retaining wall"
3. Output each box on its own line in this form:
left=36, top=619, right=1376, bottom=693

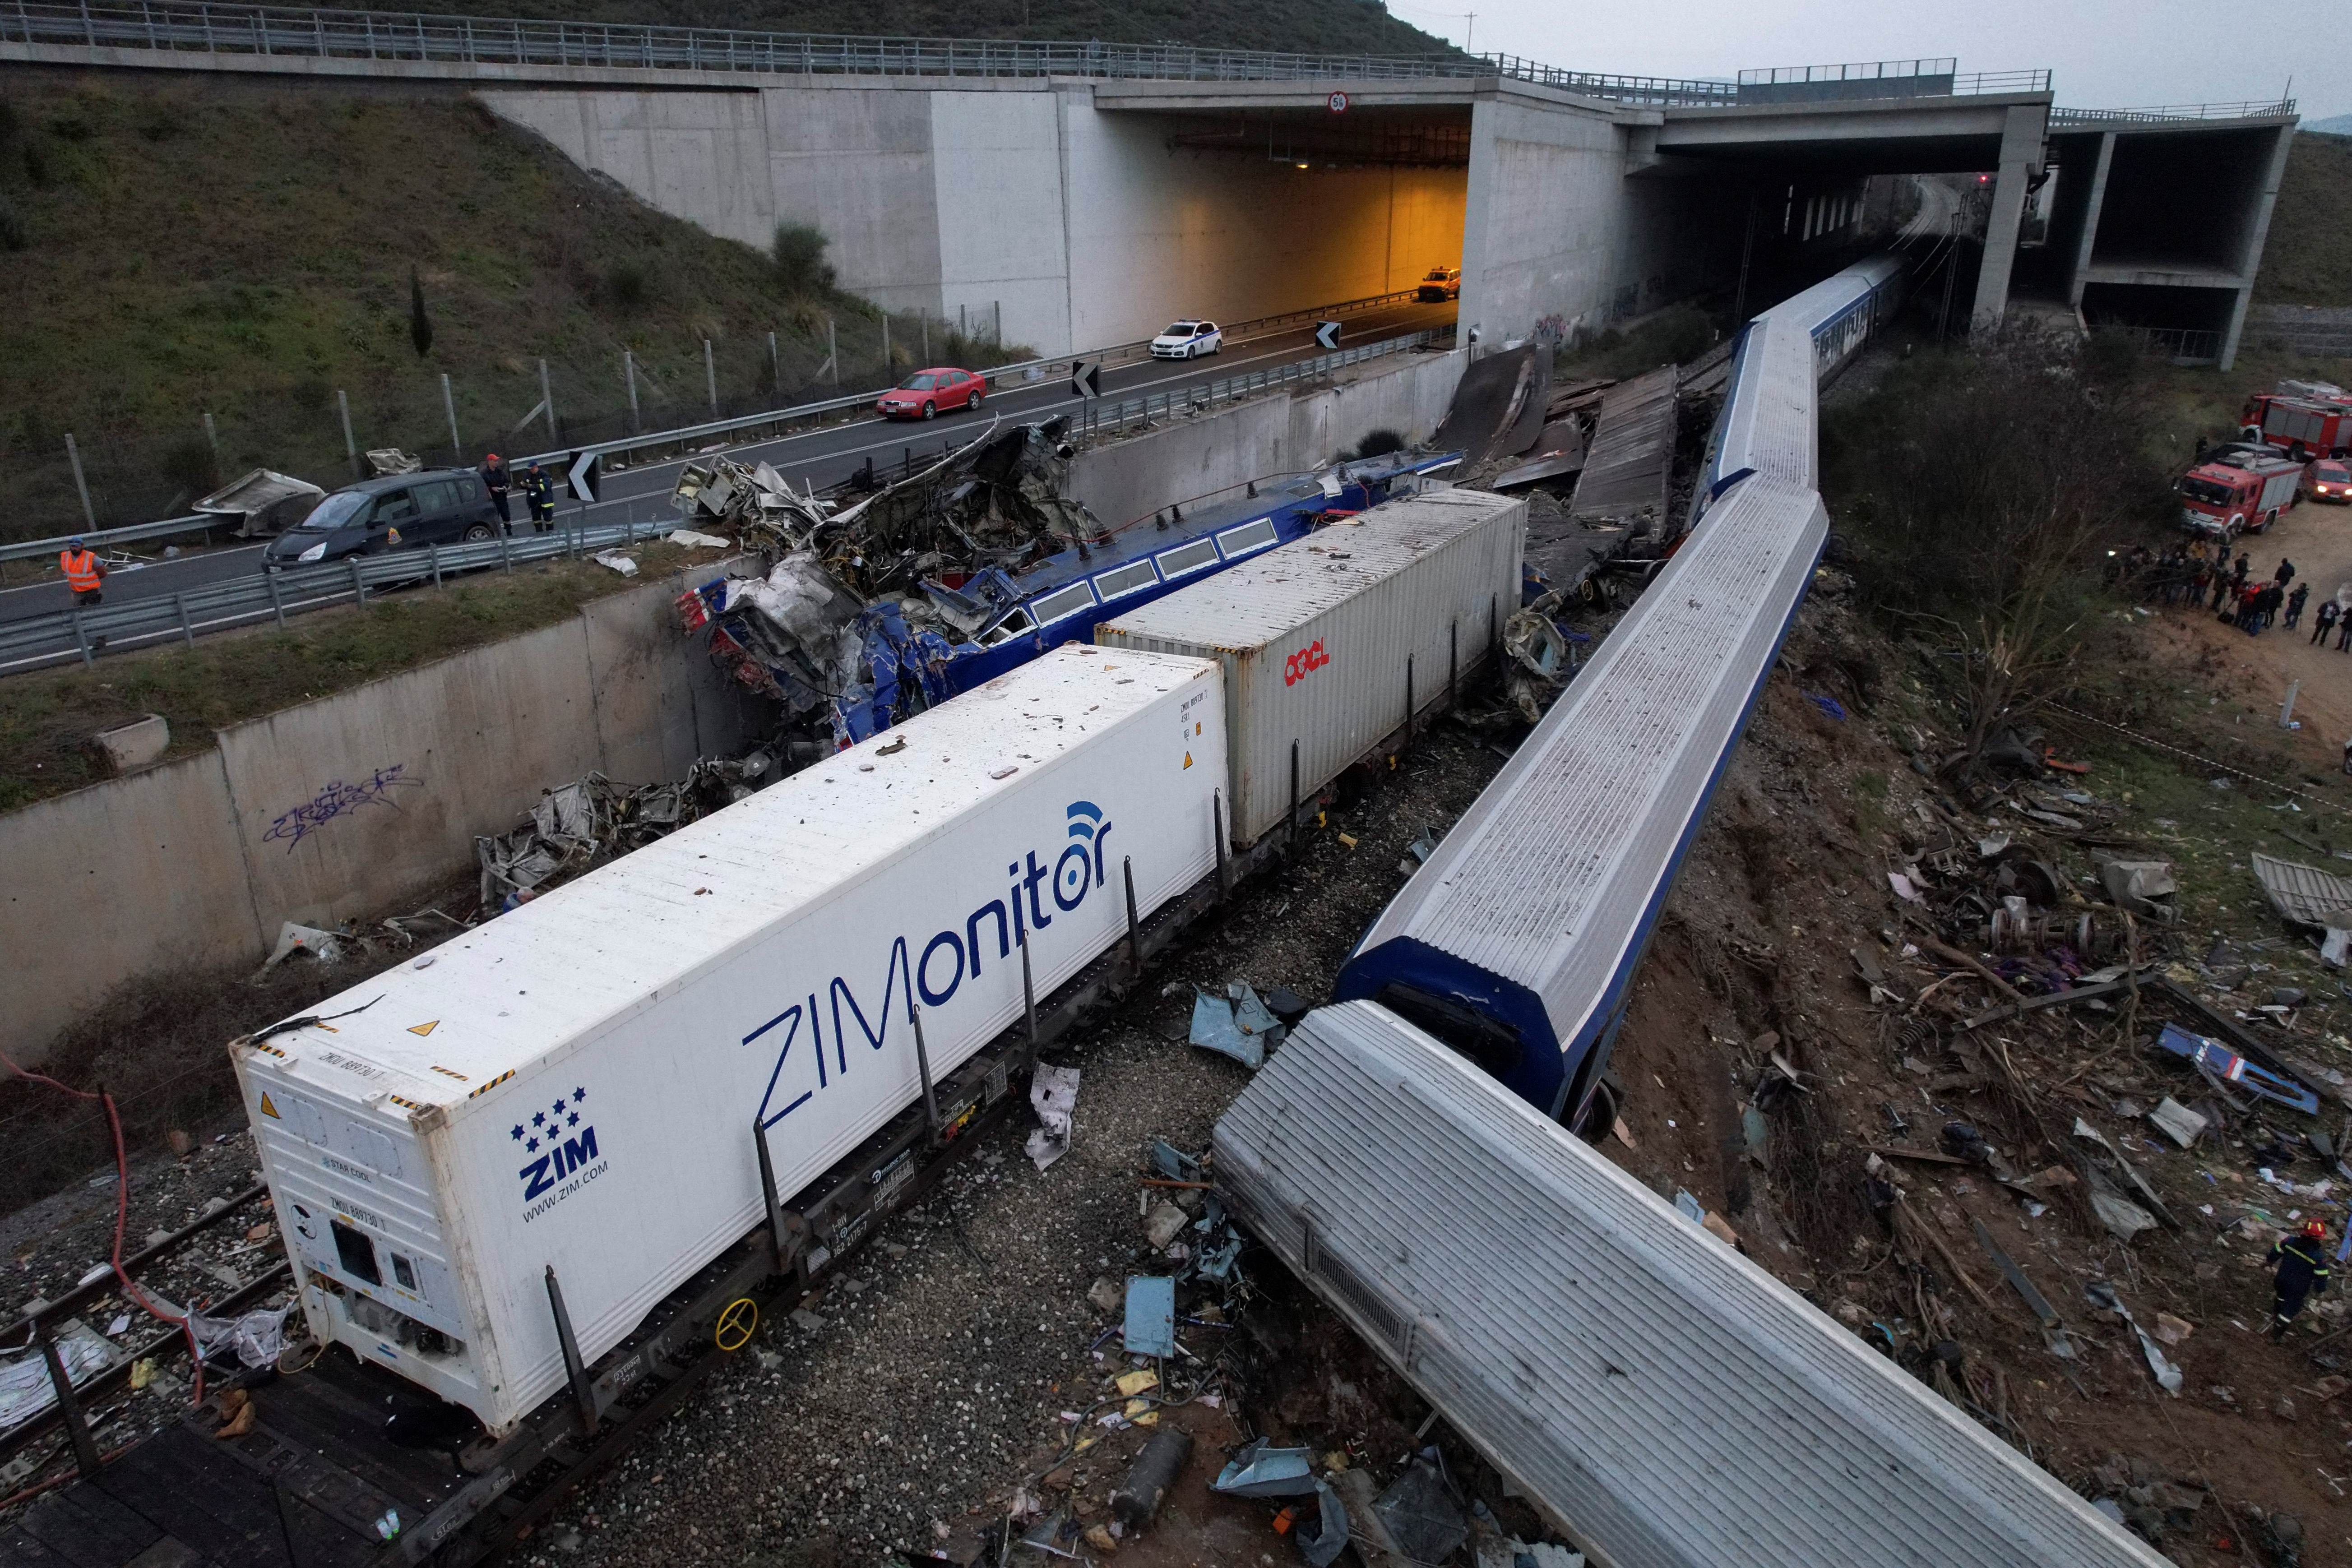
left=1070, top=347, right=1467, bottom=532
left=0, top=563, right=758, bottom=1062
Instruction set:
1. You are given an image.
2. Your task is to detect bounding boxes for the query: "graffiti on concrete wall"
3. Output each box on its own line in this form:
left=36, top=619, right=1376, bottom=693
left=263, top=765, right=422, bottom=852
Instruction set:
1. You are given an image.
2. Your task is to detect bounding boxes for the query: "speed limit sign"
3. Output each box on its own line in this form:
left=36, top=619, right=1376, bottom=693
left=1328, top=90, right=1351, bottom=113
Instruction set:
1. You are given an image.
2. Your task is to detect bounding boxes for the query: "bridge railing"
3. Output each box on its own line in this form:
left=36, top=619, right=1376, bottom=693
left=2, top=2, right=2050, bottom=104
left=2052, top=100, right=2296, bottom=125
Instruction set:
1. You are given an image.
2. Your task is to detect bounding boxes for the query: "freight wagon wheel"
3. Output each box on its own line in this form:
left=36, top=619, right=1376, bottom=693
left=714, top=1297, right=759, bottom=1352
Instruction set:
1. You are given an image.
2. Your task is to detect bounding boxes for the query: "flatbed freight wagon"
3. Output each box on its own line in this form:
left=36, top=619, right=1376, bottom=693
left=231, top=645, right=1225, bottom=1437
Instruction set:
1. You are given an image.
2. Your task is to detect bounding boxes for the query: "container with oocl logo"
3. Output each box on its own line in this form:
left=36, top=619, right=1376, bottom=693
left=1095, top=487, right=1524, bottom=846
left=229, top=644, right=1223, bottom=1436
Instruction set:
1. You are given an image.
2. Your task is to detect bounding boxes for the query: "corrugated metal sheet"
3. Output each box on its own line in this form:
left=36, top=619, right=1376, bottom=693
left=1096, top=490, right=1524, bottom=844
left=1215, top=1001, right=2172, bottom=1568
left=1567, top=365, right=1677, bottom=523
left=2250, top=851, right=2352, bottom=927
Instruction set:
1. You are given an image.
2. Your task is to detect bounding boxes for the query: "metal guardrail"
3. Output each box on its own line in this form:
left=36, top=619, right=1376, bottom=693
left=1075, top=326, right=1451, bottom=443
left=0, top=516, right=675, bottom=673
left=0, top=512, right=222, bottom=566
left=1, top=326, right=1450, bottom=669
left=0, top=288, right=1424, bottom=570
left=529, top=287, right=1423, bottom=476
left=2052, top=100, right=2296, bottom=125
left=0, top=3, right=2052, bottom=108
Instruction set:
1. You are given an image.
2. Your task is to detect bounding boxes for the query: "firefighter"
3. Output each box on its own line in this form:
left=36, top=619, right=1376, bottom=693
left=59, top=537, right=106, bottom=605
left=523, top=460, right=555, bottom=532
left=2268, top=1221, right=2332, bottom=1338
left=481, top=452, right=512, bottom=525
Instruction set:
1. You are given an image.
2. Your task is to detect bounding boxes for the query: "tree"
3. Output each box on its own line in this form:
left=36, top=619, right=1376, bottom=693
left=1826, top=328, right=2174, bottom=755
left=408, top=268, right=433, bottom=358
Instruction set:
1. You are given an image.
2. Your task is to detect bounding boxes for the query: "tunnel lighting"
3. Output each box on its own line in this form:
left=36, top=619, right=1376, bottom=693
left=1295, top=161, right=1310, bottom=169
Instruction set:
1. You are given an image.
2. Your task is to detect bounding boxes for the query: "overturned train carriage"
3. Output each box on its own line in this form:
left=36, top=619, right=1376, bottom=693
left=1214, top=1003, right=2171, bottom=1568
left=1334, top=258, right=1908, bottom=1125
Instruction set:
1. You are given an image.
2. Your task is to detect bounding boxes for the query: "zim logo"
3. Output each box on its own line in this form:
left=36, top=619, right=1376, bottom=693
left=1283, top=639, right=1330, bottom=686
left=514, top=1084, right=602, bottom=1203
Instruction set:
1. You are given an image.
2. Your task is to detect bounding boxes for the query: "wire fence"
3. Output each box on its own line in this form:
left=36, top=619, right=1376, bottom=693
left=0, top=287, right=1425, bottom=569
left=0, top=304, right=1015, bottom=554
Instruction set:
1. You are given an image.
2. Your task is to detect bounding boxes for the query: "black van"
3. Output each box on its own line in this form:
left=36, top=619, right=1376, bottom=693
left=263, top=470, right=504, bottom=568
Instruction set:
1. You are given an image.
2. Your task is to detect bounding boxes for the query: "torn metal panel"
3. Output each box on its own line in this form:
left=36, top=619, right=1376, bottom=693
left=2250, top=851, right=2352, bottom=928
left=191, top=469, right=327, bottom=537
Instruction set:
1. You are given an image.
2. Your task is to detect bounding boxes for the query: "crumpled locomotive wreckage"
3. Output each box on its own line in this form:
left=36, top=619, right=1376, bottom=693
left=674, top=418, right=1101, bottom=755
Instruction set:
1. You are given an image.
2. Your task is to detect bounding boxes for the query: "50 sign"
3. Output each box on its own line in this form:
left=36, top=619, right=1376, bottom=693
left=1282, top=639, right=1331, bottom=687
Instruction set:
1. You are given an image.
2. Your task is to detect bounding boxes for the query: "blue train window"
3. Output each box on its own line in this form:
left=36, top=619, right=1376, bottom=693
left=1029, top=583, right=1097, bottom=625
left=1216, top=519, right=1279, bottom=558
left=1155, top=538, right=1218, bottom=578
left=1091, top=560, right=1160, bottom=601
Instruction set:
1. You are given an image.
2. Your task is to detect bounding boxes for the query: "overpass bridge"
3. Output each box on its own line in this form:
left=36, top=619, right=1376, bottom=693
left=0, top=5, right=2301, bottom=366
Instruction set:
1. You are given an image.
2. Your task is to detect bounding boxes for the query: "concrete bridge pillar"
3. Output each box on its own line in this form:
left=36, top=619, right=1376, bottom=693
left=1969, top=102, right=2049, bottom=336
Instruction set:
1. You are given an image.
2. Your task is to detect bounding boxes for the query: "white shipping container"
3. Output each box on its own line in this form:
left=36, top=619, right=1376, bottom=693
left=231, top=645, right=1225, bottom=1434
left=1094, top=489, right=1523, bottom=845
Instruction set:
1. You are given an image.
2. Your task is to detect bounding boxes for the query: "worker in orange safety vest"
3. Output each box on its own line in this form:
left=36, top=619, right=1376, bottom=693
left=60, top=537, right=106, bottom=605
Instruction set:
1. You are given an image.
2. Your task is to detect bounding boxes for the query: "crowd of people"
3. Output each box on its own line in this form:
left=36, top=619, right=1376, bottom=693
left=2119, top=543, right=2352, bottom=647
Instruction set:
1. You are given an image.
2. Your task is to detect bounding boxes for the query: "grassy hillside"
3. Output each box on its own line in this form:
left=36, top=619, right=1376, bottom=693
left=391, top=0, right=1459, bottom=56
left=2255, top=128, right=2352, bottom=305
left=0, top=73, right=1009, bottom=541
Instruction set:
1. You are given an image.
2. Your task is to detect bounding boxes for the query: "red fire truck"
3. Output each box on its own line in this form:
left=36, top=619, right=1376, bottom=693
left=2179, top=452, right=2304, bottom=538
left=2240, top=393, right=2352, bottom=459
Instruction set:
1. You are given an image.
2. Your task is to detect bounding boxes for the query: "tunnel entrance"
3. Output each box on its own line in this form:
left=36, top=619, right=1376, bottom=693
left=1072, top=96, right=1469, bottom=348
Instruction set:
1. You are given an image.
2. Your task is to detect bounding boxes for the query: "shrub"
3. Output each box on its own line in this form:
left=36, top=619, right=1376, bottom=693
left=1349, top=428, right=1405, bottom=460
left=773, top=222, right=835, bottom=296
left=607, top=258, right=650, bottom=311
left=21, top=136, right=51, bottom=189
left=158, top=435, right=219, bottom=496
left=0, top=194, right=25, bottom=253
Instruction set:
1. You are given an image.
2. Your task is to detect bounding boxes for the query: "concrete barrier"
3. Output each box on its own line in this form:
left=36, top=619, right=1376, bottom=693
left=1071, top=348, right=1466, bottom=530
left=0, top=561, right=758, bottom=1062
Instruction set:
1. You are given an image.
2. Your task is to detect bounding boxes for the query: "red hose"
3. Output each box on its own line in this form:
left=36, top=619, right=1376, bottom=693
left=3, top=1048, right=206, bottom=1405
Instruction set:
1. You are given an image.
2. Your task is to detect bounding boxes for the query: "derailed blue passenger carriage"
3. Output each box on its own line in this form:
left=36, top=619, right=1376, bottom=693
left=682, top=449, right=1461, bottom=749
left=1334, top=257, right=1908, bottom=1127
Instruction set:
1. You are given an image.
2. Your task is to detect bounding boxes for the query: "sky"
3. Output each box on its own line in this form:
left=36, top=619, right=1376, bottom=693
left=1383, top=0, right=2349, bottom=124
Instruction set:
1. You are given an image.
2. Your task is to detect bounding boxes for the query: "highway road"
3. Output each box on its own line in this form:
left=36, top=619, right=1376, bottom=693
left=0, top=300, right=1455, bottom=629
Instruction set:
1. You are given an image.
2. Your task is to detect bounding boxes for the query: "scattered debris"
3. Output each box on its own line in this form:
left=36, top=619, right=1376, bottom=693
left=1122, top=1276, right=1175, bottom=1357
left=1188, top=984, right=1286, bottom=1068
left=1110, top=1427, right=1192, bottom=1532
left=1025, top=1064, right=1082, bottom=1171
left=2088, top=1283, right=2184, bottom=1395
left=192, top=468, right=327, bottom=538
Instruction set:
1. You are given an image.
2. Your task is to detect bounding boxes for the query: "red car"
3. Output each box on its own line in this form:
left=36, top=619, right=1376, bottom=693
left=877, top=366, right=985, bottom=420
left=2312, top=458, right=2352, bottom=504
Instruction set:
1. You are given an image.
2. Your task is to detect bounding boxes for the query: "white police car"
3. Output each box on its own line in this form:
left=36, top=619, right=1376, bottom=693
left=1149, top=320, right=1222, bottom=360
